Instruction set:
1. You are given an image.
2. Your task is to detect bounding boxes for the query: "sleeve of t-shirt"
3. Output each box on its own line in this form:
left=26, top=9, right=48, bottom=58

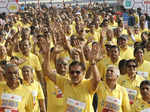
left=56, top=75, right=67, bottom=93
left=34, top=56, right=42, bottom=71
left=37, top=82, right=45, bottom=100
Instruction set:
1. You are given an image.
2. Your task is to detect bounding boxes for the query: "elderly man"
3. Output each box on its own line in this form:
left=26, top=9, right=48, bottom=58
left=96, top=65, right=131, bottom=112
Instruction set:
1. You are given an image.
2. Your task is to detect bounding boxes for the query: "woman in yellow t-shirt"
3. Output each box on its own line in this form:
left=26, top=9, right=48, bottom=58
left=22, top=65, right=46, bottom=112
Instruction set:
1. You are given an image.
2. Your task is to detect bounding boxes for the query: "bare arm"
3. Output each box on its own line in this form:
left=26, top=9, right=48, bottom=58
left=88, top=44, right=101, bottom=91
left=43, top=42, right=56, bottom=84
left=39, top=99, right=46, bottom=112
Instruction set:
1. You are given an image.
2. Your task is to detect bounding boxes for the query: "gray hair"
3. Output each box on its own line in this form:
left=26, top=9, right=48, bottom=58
left=107, top=65, right=120, bottom=76
left=22, top=65, right=34, bottom=73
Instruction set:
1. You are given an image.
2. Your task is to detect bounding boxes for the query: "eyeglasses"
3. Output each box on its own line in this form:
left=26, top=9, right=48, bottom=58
left=70, top=71, right=81, bottom=75
left=7, top=71, right=18, bottom=75
left=127, top=65, right=136, bottom=68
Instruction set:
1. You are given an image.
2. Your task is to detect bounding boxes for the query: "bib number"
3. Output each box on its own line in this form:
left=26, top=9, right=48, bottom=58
left=102, top=96, right=121, bottom=112
left=137, top=71, right=148, bottom=79
left=141, top=108, right=150, bottom=112
left=0, top=93, right=21, bottom=112
left=65, top=98, right=86, bottom=112
left=126, top=88, right=137, bottom=104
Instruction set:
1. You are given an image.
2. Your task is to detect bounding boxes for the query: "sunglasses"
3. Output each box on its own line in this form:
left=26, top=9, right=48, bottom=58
left=70, top=71, right=81, bottom=75
left=127, top=65, right=136, bottom=68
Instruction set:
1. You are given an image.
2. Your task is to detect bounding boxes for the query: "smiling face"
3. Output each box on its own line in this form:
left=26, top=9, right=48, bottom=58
left=110, top=47, right=120, bottom=62
left=69, top=65, right=84, bottom=85
left=22, top=66, right=33, bottom=83
left=5, top=65, right=19, bottom=89
left=117, top=38, right=127, bottom=49
left=126, top=61, right=137, bottom=77
left=20, top=40, right=31, bottom=55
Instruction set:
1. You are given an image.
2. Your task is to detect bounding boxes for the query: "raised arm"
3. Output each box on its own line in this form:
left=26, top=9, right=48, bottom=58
left=43, top=40, right=56, bottom=84
left=88, top=44, right=101, bottom=91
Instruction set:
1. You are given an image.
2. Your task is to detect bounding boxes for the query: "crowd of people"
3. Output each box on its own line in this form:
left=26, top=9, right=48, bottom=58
left=0, top=2, right=150, bottom=112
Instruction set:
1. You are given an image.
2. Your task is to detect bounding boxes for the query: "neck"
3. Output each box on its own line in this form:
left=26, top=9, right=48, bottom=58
left=7, top=82, right=19, bottom=90
left=111, top=57, right=118, bottom=64
left=143, top=97, right=150, bottom=103
left=141, top=26, right=145, bottom=29
left=136, top=58, right=144, bottom=65
left=128, top=73, right=136, bottom=80
left=121, top=46, right=127, bottom=50
left=26, top=79, right=33, bottom=84
left=107, top=82, right=116, bottom=90
left=23, top=52, right=30, bottom=56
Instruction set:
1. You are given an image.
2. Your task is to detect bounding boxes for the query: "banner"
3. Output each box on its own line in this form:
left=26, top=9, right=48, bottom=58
left=0, top=0, right=18, bottom=14
left=123, top=0, right=150, bottom=15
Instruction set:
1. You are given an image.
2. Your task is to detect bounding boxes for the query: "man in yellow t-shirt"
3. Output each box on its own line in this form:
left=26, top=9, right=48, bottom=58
left=46, top=57, right=69, bottom=112
left=118, top=59, right=144, bottom=104
left=19, top=39, right=43, bottom=82
left=0, top=64, right=34, bottom=112
left=117, top=34, right=134, bottom=59
left=97, top=45, right=121, bottom=80
left=96, top=65, right=131, bottom=112
left=43, top=44, right=101, bottom=112
left=132, top=80, right=150, bottom=112
left=134, top=47, right=150, bottom=80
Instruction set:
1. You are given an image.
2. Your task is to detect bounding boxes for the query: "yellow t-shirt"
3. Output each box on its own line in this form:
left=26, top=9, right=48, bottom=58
left=132, top=98, right=150, bottom=112
left=56, top=75, right=94, bottom=112
left=118, top=74, right=144, bottom=104
left=12, top=51, right=22, bottom=58
left=85, top=32, right=100, bottom=43
left=0, top=84, right=34, bottom=112
left=46, top=76, right=66, bottom=112
left=121, top=28, right=128, bottom=35
left=140, top=28, right=149, bottom=33
left=119, top=46, right=134, bottom=59
left=96, top=82, right=131, bottom=112
left=128, top=33, right=141, bottom=46
left=108, top=22, right=118, bottom=29
left=23, top=80, right=44, bottom=112
left=97, top=57, right=121, bottom=80
left=18, top=52, right=42, bottom=81
left=136, top=60, right=150, bottom=80
left=144, top=49, right=150, bottom=62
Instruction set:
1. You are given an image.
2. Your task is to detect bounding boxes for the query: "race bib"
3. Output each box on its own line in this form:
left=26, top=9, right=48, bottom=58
left=126, top=88, right=137, bottom=104
left=0, top=93, right=22, bottom=112
left=32, top=91, right=37, bottom=105
left=102, top=96, right=121, bottom=112
left=65, top=98, right=86, bottom=112
left=55, top=86, right=63, bottom=98
left=141, top=108, right=150, bottom=112
left=137, top=71, right=148, bottom=79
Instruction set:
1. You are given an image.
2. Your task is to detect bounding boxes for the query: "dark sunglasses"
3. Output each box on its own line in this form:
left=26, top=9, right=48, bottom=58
left=127, top=65, right=136, bottom=68
left=70, top=71, right=81, bottom=75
